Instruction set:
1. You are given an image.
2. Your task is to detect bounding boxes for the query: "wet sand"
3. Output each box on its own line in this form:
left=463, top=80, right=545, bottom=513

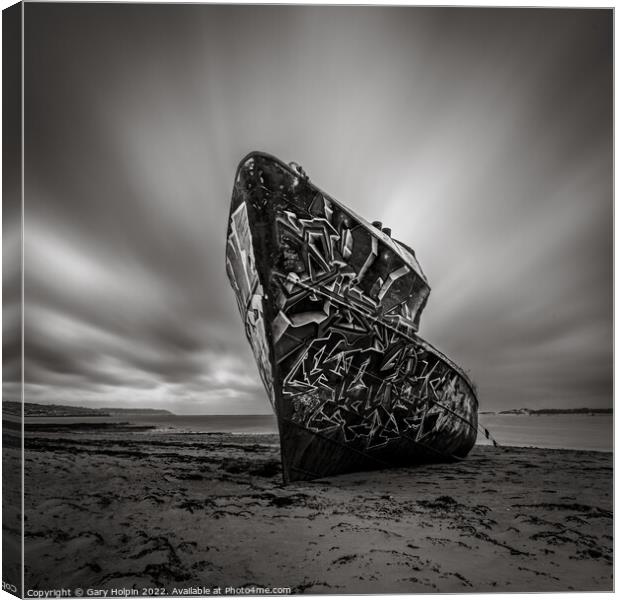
left=23, top=425, right=612, bottom=594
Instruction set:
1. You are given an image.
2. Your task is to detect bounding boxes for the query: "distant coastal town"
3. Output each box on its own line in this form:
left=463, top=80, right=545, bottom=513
left=479, top=407, right=612, bottom=415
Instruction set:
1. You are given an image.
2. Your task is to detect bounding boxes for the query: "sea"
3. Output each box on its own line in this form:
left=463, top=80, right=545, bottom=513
left=23, top=413, right=613, bottom=453
left=476, top=413, right=612, bottom=452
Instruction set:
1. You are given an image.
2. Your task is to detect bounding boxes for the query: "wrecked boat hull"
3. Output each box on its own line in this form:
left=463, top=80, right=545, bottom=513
left=226, top=151, right=478, bottom=482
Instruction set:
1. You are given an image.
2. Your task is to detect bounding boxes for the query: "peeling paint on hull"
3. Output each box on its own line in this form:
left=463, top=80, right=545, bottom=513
left=226, top=151, right=478, bottom=483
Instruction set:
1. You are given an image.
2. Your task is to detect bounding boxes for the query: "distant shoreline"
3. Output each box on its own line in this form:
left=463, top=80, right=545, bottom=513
left=480, top=408, right=612, bottom=416
left=4, top=400, right=612, bottom=419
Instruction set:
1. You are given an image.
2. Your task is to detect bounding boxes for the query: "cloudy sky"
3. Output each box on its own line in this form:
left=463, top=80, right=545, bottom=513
left=6, top=5, right=612, bottom=414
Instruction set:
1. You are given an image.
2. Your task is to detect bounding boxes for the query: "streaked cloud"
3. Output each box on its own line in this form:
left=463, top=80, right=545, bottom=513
left=12, top=6, right=611, bottom=413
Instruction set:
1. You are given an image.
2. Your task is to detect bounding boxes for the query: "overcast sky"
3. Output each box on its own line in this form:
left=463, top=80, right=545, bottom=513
left=7, top=6, right=612, bottom=414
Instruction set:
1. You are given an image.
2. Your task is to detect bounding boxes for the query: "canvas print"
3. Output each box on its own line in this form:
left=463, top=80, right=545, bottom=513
left=2, top=3, right=613, bottom=597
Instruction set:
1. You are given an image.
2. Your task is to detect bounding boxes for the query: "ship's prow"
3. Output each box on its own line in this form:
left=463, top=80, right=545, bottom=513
left=226, top=151, right=478, bottom=483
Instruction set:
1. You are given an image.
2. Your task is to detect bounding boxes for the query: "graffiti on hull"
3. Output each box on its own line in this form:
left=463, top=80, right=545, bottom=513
left=269, top=201, right=476, bottom=456
left=226, top=202, right=274, bottom=407
left=226, top=152, right=478, bottom=463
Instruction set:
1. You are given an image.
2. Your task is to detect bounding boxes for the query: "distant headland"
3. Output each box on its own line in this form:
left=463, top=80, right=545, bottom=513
left=3, top=401, right=174, bottom=418
left=479, top=407, right=612, bottom=416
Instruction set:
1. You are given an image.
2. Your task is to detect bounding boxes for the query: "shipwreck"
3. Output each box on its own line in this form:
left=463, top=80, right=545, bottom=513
left=226, top=151, right=479, bottom=482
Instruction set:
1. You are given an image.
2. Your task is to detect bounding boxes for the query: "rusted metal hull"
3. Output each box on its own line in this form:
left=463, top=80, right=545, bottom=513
left=226, top=151, right=478, bottom=482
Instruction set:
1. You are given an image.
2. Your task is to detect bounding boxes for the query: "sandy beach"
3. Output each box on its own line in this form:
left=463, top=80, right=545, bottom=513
left=23, top=424, right=612, bottom=594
